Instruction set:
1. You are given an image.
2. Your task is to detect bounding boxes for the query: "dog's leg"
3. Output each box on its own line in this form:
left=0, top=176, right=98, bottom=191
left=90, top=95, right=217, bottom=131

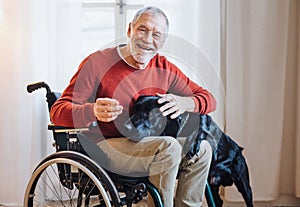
left=233, top=175, right=253, bottom=207
left=209, top=184, right=223, bottom=207
left=232, top=156, right=253, bottom=207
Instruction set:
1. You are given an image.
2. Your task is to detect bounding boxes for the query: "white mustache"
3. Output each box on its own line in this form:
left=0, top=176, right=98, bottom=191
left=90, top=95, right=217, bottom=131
left=135, top=43, right=155, bottom=53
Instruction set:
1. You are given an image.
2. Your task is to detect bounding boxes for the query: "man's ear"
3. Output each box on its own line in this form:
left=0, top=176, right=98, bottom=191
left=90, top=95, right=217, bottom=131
left=127, top=22, right=132, bottom=38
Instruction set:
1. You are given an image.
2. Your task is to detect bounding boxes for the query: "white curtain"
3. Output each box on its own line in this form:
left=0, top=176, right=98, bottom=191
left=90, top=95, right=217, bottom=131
left=0, top=0, right=81, bottom=205
left=0, top=0, right=38, bottom=204
left=222, top=0, right=300, bottom=205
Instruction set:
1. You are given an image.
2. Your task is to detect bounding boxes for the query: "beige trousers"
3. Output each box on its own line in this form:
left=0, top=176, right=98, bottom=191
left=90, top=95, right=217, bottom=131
left=97, top=136, right=212, bottom=207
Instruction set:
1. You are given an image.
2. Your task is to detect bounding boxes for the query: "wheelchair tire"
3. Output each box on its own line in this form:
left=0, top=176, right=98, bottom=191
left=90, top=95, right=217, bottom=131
left=145, top=182, right=164, bottom=207
left=24, top=151, right=121, bottom=207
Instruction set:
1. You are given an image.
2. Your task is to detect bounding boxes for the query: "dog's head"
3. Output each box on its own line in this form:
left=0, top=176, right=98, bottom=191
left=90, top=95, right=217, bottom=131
left=123, top=95, right=181, bottom=141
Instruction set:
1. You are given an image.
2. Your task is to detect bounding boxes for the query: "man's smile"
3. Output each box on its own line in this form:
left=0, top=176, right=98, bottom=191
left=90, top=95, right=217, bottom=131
left=136, top=44, right=154, bottom=53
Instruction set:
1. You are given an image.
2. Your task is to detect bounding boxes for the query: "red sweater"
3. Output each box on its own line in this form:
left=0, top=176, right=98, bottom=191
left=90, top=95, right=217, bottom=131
left=50, top=46, right=216, bottom=142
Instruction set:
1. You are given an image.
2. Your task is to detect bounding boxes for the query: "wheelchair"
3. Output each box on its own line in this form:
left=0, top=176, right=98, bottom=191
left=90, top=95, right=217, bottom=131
left=23, top=81, right=217, bottom=207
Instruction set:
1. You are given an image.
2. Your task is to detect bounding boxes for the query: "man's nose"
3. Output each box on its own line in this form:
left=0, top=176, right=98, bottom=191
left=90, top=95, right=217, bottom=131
left=142, top=31, right=153, bottom=43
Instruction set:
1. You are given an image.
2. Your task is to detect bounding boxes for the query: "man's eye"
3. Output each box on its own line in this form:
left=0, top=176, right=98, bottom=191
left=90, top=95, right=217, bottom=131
left=153, top=33, right=161, bottom=39
left=138, top=28, right=147, bottom=32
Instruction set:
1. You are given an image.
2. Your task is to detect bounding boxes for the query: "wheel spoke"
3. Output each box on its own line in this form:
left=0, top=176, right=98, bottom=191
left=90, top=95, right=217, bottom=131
left=23, top=153, right=116, bottom=207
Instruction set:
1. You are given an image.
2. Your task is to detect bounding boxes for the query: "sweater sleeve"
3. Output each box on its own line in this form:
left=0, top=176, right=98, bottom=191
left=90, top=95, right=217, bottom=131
left=167, top=61, right=217, bottom=114
left=50, top=54, right=99, bottom=127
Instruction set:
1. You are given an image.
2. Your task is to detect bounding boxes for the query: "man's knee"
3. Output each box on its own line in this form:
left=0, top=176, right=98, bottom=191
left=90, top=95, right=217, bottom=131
left=159, top=136, right=182, bottom=159
left=150, top=136, right=182, bottom=165
left=162, top=136, right=182, bottom=149
left=147, top=136, right=182, bottom=177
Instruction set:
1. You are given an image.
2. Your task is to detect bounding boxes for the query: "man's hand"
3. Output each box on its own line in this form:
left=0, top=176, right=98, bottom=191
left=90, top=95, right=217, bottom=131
left=157, top=93, right=196, bottom=119
left=94, top=98, right=123, bottom=122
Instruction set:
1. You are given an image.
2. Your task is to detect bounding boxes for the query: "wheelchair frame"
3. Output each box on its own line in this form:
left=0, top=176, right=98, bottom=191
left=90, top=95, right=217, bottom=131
left=24, top=81, right=216, bottom=207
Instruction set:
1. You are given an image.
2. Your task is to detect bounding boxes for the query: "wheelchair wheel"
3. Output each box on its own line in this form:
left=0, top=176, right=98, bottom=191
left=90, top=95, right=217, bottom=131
left=24, top=151, right=121, bottom=207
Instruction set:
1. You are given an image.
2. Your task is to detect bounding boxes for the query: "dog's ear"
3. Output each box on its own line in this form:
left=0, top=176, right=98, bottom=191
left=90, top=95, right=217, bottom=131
left=135, top=95, right=150, bottom=103
left=134, top=96, right=161, bottom=113
left=144, top=97, right=161, bottom=111
left=133, top=96, right=158, bottom=111
left=133, top=95, right=147, bottom=112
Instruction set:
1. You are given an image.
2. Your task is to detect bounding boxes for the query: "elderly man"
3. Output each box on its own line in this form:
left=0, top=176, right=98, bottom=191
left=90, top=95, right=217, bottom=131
left=51, top=6, right=216, bottom=207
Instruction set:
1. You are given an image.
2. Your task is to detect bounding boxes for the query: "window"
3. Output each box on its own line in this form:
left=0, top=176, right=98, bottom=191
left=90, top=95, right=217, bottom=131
left=81, top=0, right=144, bottom=55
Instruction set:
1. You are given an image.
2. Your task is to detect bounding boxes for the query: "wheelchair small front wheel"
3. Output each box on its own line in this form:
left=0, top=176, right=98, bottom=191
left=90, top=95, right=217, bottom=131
left=24, top=154, right=119, bottom=207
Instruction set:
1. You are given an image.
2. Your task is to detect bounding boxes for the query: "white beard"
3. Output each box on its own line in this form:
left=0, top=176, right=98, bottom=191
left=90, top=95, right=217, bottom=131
left=129, top=42, right=156, bottom=64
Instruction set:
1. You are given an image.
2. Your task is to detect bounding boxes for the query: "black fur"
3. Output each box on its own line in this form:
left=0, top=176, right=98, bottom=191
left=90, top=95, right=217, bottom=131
left=123, top=95, right=253, bottom=207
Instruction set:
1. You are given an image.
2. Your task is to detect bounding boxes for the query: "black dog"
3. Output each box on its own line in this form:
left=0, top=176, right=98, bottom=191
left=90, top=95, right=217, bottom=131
left=122, top=95, right=253, bottom=207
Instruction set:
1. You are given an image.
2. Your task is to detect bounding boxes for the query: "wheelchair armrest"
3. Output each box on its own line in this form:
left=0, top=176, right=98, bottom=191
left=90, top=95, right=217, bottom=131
left=48, top=124, right=89, bottom=133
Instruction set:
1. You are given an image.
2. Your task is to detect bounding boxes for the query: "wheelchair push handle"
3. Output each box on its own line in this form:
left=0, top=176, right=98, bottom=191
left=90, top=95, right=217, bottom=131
left=27, top=81, right=61, bottom=112
left=27, top=81, right=51, bottom=94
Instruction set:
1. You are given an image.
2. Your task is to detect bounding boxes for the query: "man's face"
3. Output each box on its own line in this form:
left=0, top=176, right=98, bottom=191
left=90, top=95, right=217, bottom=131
left=127, top=12, right=168, bottom=65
